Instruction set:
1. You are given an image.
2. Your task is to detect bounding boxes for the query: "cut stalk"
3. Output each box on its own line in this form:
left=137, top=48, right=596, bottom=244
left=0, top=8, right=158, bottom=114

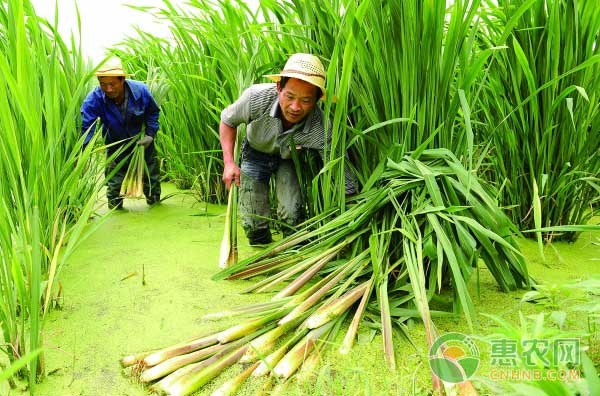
left=121, top=349, right=157, bottom=367
left=240, top=314, right=306, bottom=363
left=219, top=185, right=238, bottom=269
left=238, top=255, right=307, bottom=293
left=160, top=346, right=247, bottom=396
left=120, top=142, right=146, bottom=198
left=153, top=337, right=248, bottom=393
left=226, top=254, right=301, bottom=280
left=295, top=344, right=321, bottom=382
left=272, top=236, right=358, bottom=299
left=254, top=241, right=348, bottom=295
left=143, top=333, right=220, bottom=367
left=378, top=278, right=396, bottom=370
left=272, top=321, right=334, bottom=380
left=279, top=253, right=367, bottom=325
left=203, top=299, right=290, bottom=320
left=217, top=309, right=287, bottom=344
left=140, top=343, right=226, bottom=382
left=340, top=278, right=373, bottom=354
left=210, top=361, right=259, bottom=396
left=305, top=282, right=369, bottom=329
left=252, top=330, right=308, bottom=377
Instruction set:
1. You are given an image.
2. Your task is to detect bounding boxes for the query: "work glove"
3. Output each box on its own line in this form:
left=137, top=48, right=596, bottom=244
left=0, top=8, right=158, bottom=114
left=137, top=135, right=154, bottom=148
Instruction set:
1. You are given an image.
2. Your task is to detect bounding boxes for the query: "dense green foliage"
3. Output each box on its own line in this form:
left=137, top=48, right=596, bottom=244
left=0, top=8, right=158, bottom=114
left=0, top=0, right=105, bottom=388
left=478, top=0, right=600, bottom=241
left=1, top=0, right=599, bottom=394
left=120, top=0, right=599, bottom=237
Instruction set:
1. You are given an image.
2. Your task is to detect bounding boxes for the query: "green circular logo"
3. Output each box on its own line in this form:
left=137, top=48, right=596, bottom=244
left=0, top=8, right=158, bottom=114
left=428, top=332, right=480, bottom=383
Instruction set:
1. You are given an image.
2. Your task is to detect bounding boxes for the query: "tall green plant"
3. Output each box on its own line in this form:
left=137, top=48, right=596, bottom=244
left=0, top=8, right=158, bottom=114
left=287, top=0, right=497, bottom=212
left=116, top=1, right=600, bottom=243
left=479, top=0, right=600, bottom=241
left=0, top=0, right=105, bottom=389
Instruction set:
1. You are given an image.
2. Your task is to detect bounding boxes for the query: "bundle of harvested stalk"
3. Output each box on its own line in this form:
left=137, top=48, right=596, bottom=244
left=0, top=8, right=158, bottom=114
left=120, top=142, right=146, bottom=198
left=123, top=149, right=531, bottom=395
left=219, top=185, right=238, bottom=269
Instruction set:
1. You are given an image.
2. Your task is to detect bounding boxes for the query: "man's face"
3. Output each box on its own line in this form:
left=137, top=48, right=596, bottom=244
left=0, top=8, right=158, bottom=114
left=277, top=78, right=319, bottom=126
left=98, top=76, right=125, bottom=101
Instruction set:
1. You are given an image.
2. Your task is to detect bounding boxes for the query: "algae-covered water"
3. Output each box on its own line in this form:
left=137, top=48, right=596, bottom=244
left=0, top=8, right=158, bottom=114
left=6, top=185, right=600, bottom=396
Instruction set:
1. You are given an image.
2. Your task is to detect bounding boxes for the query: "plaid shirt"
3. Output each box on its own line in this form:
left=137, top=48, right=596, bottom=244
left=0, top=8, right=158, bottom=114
left=221, top=83, right=356, bottom=194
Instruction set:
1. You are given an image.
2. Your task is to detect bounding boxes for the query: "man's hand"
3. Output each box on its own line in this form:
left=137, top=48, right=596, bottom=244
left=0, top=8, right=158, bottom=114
left=137, top=135, right=154, bottom=148
left=223, top=162, right=241, bottom=190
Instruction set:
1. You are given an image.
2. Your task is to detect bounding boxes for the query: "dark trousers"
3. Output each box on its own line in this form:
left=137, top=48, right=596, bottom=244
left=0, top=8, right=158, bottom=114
left=239, top=142, right=304, bottom=244
left=106, top=149, right=161, bottom=207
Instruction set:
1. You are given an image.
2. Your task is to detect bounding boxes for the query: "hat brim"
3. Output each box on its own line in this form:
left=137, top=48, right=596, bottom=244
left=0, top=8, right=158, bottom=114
left=95, top=65, right=134, bottom=77
left=265, top=73, right=328, bottom=101
left=95, top=72, right=134, bottom=77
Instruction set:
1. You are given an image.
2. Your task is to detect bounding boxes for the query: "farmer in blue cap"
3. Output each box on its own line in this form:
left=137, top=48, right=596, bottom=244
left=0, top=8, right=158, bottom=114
left=219, top=53, right=356, bottom=245
left=81, top=58, right=161, bottom=210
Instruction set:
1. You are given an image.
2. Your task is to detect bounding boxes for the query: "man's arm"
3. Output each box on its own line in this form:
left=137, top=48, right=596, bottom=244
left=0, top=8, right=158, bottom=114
left=219, top=86, right=256, bottom=190
left=144, top=93, right=160, bottom=138
left=220, top=121, right=240, bottom=190
left=136, top=92, right=160, bottom=148
left=81, top=92, right=101, bottom=145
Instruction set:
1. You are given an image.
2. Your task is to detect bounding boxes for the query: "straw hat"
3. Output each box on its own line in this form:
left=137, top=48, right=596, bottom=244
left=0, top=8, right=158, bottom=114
left=265, top=53, right=326, bottom=99
left=95, top=58, right=133, bottom=77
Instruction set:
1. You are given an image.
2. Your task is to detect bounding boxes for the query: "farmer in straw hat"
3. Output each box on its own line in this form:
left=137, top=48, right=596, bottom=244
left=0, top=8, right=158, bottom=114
left=220, top=53, right=357, bottom=245
left=81, top=57, right=161, bottom=210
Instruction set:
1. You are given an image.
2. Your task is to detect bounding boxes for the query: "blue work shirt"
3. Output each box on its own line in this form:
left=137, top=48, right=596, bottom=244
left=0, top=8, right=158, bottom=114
left=81, top=79, right=160, bottom=160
